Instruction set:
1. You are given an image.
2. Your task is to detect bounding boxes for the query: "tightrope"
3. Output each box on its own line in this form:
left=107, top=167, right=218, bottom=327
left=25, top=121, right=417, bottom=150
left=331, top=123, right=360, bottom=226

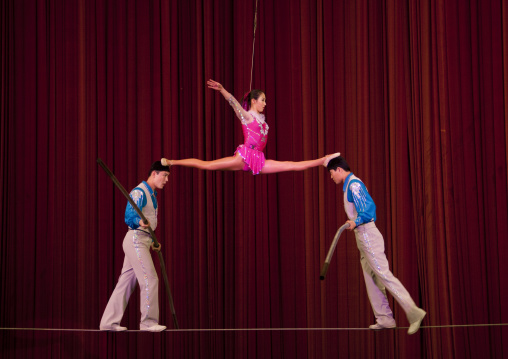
left=1, top=324, right=506, bottom=332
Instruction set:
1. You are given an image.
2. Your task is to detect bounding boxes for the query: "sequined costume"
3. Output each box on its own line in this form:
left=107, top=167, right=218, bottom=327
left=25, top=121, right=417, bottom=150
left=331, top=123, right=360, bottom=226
left=343, top=173, right=423, bottom=327
left=100, top=181, right=162, bottom=330
left=227, top=96, right=269, bottom=175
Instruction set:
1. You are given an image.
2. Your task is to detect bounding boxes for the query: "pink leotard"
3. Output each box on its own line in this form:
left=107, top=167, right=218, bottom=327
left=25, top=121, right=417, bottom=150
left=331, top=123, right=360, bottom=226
left=228, top=96, right=269, bottom=175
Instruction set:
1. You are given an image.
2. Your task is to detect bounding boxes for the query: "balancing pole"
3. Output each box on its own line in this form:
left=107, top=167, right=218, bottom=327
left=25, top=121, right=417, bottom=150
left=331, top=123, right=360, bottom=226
left=320, top=222, right=350, bottom=280
left=97, top=158, right=179, bottom=329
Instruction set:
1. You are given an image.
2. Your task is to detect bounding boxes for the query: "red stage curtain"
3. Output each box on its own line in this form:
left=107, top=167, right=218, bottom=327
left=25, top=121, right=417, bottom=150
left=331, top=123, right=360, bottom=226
left=1, top=0, right=507, bottom=358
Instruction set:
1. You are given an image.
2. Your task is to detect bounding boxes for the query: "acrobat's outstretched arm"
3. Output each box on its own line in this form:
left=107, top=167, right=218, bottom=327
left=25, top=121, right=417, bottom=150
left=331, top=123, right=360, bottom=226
left=207, top=79, right=231, bottom=99
left=207, top=79, right=253, bottom=125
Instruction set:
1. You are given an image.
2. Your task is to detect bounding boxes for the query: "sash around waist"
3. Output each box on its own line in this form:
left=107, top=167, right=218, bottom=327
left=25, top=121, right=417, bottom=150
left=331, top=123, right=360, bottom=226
left=353, top=221, right=376, bottom=233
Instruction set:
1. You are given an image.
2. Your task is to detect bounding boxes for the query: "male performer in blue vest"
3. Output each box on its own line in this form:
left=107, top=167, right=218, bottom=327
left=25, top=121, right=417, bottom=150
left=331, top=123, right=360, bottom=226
left=100, top=161, right=170, bottom=332
left=325, top=154, right=426, bottom=334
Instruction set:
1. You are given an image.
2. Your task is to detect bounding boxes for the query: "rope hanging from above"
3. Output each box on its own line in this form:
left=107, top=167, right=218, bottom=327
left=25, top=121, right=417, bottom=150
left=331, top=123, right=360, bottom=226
left=249, top=0, right=259, bottom=91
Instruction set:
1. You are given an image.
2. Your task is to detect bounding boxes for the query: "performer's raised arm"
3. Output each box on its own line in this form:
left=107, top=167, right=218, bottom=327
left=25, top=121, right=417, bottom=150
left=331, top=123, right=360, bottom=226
left=207, top=79, right=253, bottom=124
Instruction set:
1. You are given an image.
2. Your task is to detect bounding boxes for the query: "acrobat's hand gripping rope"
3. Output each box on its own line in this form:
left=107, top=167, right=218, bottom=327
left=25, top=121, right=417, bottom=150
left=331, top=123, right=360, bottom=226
left=97, top=158, right=179, bottom=329
left=320, top=222, right=350, bottom=280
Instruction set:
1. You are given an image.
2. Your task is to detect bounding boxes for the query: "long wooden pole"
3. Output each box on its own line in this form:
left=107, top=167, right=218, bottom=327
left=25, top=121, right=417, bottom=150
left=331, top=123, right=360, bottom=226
left=320, top=223, right=350, bottom=280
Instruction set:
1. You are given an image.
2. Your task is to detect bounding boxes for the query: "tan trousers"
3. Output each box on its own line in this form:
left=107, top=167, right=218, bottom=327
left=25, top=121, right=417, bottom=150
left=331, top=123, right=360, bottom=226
left=355, top=222, right=419, bottom=326
left=100, top=230, right=159, bottom=330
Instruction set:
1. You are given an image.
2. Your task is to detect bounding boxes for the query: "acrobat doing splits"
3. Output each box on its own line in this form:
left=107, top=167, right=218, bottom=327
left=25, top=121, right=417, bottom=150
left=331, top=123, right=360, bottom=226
left=162, top=80, right=339, bottom=174
left=326, top=154, right=426, bottom=335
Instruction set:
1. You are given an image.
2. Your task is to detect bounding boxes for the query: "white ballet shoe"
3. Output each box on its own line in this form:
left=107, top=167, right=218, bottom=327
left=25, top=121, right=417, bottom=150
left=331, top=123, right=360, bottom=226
left=161, top=158, right=173, bottom=167
left=369, top=322, right=396, bottom=330
left=408, top=308, right=426, bottom=335
left=100, top=325, right=127, bottom=332
left=323, top=152, right=341, bottom=167
left=141, top=324, right=167, bottom=332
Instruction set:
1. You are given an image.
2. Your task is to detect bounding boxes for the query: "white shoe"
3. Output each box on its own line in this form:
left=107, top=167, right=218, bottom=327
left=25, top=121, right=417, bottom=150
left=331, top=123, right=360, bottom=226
left=100, top=325, right=127, bottom=332
left=369, top=322, right=396, bottom=330
left=141, top=324, right=167, bottom=332
left=161, top=158, right=173, bottom=167
left=323, top=152, right=341, bottom=167
left=408, top=308, right=426, bottom=335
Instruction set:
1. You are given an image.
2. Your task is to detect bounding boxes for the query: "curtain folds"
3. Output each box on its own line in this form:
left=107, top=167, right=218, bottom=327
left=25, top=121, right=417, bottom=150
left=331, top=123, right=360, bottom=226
left=1, top=0, right=507, bottom=358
